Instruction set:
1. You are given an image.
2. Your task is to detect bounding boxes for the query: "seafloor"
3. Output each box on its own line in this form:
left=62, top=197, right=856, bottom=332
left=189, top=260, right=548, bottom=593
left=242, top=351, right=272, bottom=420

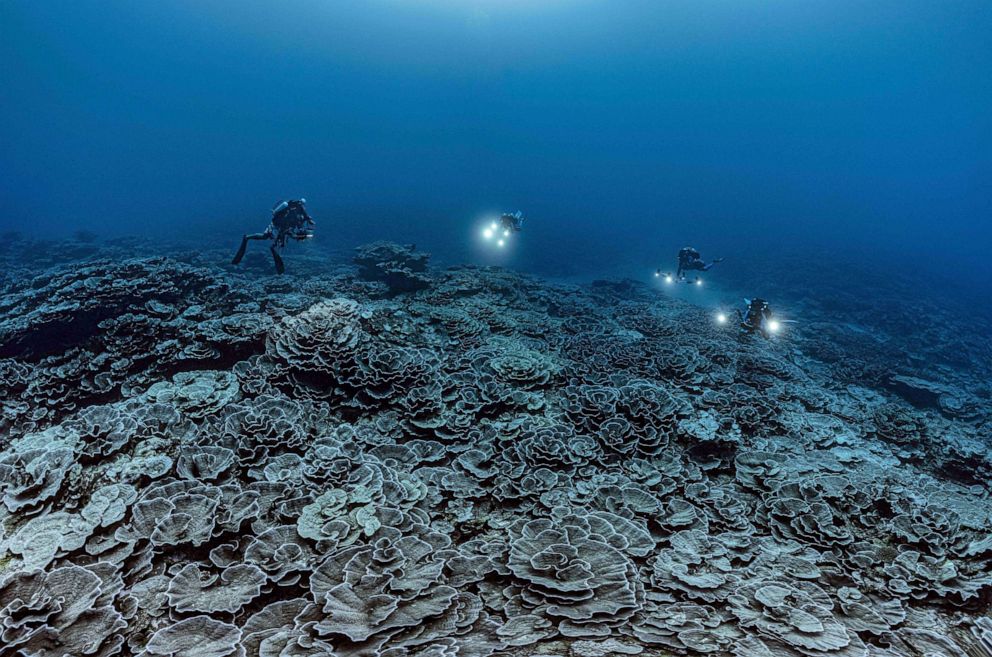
left=0, top=236, right=990, bottom=657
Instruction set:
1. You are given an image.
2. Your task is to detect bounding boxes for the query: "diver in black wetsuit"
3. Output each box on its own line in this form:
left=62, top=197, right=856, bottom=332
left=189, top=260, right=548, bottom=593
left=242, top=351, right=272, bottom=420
left=499, top=211, right=524, bottom=234
left=738, top=298, right=775, bottom=337
left=676, top=246, right=723, bottom=280
left=232, top=199, right=315, bottom=274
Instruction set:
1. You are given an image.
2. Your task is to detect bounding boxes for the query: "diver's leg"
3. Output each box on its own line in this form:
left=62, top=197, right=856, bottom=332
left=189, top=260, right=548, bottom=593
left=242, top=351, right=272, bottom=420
left=232, top=236, right=249, bottom=265
left=271, top=245, right=285, bottom=274
left=232, top=233, right=268, bottom=264
left=737, top=309, right=751, bottom=334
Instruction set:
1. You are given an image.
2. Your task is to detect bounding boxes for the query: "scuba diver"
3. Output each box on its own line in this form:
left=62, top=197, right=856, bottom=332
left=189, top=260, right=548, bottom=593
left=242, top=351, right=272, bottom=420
left=232, top=199, right=315, bottom=274
left=738, top=298, right=777, bottom=337
left=481, top=211, right=524, bottom=248
left=499, top=211, right=524, bottom=234
left=676, top=246, right=723, bottom=280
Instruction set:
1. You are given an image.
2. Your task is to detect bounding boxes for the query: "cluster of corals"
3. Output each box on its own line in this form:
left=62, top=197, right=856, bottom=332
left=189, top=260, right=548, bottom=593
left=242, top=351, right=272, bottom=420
left=0, top=246, right=990, bottom=657
left=0, top=258, right=264, bottom=438
left=353, top=241, right=432, bottom=294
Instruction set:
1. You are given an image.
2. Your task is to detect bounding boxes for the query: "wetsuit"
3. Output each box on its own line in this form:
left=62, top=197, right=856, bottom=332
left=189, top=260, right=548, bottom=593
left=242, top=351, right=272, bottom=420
left=677, top=247, right=721, bottom=279
left=499, top=212, right=524, bottom=233
left=739, top=298, right=773, bottom=337
left=232, top=200, right=315, bottom=274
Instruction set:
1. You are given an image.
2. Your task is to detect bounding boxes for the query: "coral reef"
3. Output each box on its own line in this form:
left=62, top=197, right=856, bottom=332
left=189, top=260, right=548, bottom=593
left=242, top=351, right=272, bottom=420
left=353, top=241, right=432, bottom=294
left=0, top=242, right=989, bottom=657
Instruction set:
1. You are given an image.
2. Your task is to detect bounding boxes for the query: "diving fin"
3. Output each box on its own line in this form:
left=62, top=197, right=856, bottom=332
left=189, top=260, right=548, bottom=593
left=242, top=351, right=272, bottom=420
left=232, top=236, right=249, bottom=265
left=271, top=246, right=285, bottom=275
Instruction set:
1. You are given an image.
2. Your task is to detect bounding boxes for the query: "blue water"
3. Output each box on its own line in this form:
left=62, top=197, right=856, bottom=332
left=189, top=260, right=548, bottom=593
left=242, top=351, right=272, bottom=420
left=1, top=0, right=989, bottom=289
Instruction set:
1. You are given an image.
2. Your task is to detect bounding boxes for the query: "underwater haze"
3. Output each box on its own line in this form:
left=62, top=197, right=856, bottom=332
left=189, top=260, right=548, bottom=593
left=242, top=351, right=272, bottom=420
left=3, top=3, right=992, bottom=656
left=2, top=0, right=991, bottom=285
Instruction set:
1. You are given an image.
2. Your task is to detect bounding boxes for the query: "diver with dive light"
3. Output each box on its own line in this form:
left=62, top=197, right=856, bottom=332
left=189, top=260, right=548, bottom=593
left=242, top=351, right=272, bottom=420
left=481, top=211, right=524, bottom=248
left=655, top=246, right=723, bottom=284
left=737, top=298, right=781, bottom=338
left=676, top=246, right=723, bottom=280
left=499, top=211, right=524, bottom=235
left=232, top=198, right=315, bottom=274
